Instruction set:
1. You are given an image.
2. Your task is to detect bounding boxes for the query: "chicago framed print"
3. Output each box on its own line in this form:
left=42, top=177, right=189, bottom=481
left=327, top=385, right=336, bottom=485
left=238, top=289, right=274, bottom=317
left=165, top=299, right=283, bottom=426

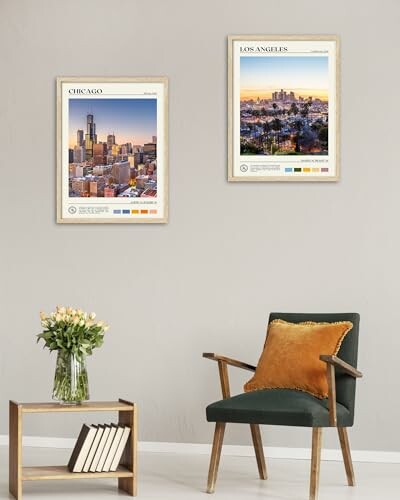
left=57, top=77, right=168, bottom=223
left=228, top=35, right=339, bottom=181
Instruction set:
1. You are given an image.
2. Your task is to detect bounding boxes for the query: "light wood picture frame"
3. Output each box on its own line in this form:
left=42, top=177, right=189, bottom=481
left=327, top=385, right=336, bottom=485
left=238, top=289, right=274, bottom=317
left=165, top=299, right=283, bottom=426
left=57, top=77, right=168, bottom=223
left=228, top=35, right=339, bottom=182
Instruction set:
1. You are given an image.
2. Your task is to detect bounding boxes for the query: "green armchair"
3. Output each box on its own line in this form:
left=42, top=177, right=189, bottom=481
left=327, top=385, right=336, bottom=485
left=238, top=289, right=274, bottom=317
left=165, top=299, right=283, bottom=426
left=203, top=312, right=362, bottom=500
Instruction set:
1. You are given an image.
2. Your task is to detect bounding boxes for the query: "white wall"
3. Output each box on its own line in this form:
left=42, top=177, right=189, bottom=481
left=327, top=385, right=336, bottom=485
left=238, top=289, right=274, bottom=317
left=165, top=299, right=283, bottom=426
left=0, top=0, right=399, bottom=453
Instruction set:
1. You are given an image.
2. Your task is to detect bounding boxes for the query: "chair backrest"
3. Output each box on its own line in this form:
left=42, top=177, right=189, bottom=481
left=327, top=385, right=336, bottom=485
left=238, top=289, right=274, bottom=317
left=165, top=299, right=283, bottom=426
left=268, top=312, right=360, bottom=419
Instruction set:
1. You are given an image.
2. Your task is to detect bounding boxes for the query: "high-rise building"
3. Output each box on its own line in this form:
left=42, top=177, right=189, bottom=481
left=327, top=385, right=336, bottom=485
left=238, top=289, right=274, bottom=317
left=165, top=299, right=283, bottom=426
left=93, top=165, right=111, bottom=176
left=89, top=177, right=105, bottom=197
left=73, top=145, right=85, bottom=163
left=69, top=164, right=77, bottom=178
left=143, top=143, right=157, bottom=161
left=152, top=136, right=157, bottom=143
left=77, top=129, right=84, bottom=146
left=71, top=179, right=89, bottom=196
left=107, top=134, right=116, bottom=150
left=85, top=114, right=97, bottom=160
left=127, top=154, right=135, bottom=167
left=111, top=161, right=130, bottom=185
left=68, top=149, right=74, bottom=163
left=87, top=114, right=96, bottom=139
left=75, top=165, right=91, bottom=177
left=93, top=143, right=107, bottom=165
left=271, top=89, right=296, bottom=102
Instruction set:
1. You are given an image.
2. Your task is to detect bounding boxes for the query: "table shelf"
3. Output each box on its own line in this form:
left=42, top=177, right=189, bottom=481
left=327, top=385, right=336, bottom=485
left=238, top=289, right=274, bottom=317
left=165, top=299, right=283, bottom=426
left=9, top=398, right=137, bottom=499
left=20, top=401, right=134, bottom=413
left=22, top=465, right=134, bottom=481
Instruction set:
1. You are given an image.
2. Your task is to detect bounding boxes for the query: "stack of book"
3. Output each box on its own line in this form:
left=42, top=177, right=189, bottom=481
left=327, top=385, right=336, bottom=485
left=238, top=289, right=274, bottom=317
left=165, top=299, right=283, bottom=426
left=68, top=424, right=131, bottom=473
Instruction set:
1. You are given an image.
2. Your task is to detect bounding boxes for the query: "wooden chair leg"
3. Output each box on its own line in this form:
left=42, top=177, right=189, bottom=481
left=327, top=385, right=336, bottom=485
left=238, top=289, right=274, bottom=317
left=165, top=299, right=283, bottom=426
left=309, top=427, right=322, bottom=500
left=207, top=422, right=226, bottom=494
left=338, top=427, right=355, bottom=486
left=250, top=424, right=267, bottom=480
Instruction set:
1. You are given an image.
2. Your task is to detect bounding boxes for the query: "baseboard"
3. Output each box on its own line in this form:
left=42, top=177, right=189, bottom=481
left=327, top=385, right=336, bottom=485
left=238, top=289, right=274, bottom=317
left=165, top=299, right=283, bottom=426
left=138, top=441, right=400, bottom=463
left=0, top=435, right=399, bottom=463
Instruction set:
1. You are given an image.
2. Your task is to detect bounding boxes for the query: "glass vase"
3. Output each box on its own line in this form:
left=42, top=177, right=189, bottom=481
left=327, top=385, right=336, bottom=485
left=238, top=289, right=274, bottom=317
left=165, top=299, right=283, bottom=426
left=52, top=351, right=89, bottom=404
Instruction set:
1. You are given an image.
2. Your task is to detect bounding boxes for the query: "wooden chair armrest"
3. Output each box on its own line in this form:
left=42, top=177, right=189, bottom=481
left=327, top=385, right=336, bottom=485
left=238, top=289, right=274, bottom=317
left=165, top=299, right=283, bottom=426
left=203, top=353, right=256, bottom=372
left=203, top=353, right=256, bottom=400
left=319, top=355, right=362, bottom=427
left=320, top=355, right=363, bottom=378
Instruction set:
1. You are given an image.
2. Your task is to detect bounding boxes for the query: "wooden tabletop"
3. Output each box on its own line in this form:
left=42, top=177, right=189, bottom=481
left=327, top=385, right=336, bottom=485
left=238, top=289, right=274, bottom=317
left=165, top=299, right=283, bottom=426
left=10, top=400, right=134, bottom=413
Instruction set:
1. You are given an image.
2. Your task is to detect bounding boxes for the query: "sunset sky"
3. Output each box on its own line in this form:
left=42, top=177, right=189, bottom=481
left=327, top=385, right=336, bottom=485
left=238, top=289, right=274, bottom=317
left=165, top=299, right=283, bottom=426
left=240, top=56, right=329, bottom=100
left=69, top=98, right=157, bottom=148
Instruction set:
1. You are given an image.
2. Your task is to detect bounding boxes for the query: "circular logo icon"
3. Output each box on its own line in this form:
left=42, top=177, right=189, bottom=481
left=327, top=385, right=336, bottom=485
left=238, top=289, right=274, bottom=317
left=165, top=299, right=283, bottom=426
left=240, top=164, right=248, bottom=172
left=68, top=206, right=77, bottom=214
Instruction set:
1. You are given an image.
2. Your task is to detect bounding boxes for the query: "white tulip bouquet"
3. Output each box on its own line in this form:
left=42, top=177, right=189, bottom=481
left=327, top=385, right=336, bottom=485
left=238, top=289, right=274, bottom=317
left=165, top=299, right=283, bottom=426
left=38, top=306, right=109, bottom=404
left=38, top=306, right=109, bottom=358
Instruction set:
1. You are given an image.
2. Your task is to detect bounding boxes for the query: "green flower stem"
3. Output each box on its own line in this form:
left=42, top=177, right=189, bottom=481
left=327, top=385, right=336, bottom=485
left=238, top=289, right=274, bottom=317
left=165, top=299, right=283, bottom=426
left=52, top=351, right=89, bottom=404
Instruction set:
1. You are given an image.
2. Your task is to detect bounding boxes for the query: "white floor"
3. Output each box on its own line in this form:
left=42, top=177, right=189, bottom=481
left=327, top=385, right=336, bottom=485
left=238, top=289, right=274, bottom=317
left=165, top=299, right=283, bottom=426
left=0, top=446, right=399, bottom=500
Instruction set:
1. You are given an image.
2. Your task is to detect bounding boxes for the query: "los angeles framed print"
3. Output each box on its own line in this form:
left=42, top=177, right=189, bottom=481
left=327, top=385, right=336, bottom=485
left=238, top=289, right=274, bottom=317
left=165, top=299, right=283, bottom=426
left=57, top=77, right=168, bottom=223
left=228, top=35, right=339, bottom=181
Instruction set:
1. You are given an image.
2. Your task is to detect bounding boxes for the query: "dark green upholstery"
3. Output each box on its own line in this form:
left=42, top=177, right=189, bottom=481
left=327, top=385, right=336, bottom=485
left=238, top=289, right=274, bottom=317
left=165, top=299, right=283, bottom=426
left=206, top=388, right=353, bottom=427
left=206, top=312, right=360, bottom=428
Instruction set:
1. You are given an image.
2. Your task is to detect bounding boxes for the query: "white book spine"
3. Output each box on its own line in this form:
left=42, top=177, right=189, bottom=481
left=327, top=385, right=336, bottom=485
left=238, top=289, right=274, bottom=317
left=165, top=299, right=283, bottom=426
left=82, top=426, right=104, bottom=472
left=103, top=426, right=124, bottom=472
left=90, top=425, right=111, bottom=472
left=96, top=425, right=117, bottom=472
left=110, top=427, right=131, bottom=472
left=73, top=425, right=97, bottom=472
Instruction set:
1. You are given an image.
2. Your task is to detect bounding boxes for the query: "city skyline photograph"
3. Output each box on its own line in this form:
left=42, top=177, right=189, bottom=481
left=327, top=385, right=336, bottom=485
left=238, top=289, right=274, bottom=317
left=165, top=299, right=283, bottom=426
left=67, top=97, right=158, bottom=200
left=239, top=55, right=330, bottom=157
left=69, top=98, right=157, bottom=147
left=240, top=56, right=329, bottom=101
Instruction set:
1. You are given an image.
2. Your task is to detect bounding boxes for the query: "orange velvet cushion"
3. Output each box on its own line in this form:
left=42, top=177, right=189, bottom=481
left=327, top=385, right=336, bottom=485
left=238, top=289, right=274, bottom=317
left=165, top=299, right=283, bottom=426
left=244, top=319, right=353, bottom=399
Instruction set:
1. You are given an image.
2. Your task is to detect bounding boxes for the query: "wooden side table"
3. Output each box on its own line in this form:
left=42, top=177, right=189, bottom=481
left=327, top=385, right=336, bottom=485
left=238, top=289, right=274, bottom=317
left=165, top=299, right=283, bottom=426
left=9, top=398, right=137, bottom=499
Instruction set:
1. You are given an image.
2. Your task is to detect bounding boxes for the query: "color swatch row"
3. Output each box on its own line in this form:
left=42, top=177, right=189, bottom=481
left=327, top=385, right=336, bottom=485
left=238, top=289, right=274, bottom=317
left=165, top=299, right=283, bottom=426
left=284, top=167, right=329, bottom=173
left=113, top=209, right=157, bottom=215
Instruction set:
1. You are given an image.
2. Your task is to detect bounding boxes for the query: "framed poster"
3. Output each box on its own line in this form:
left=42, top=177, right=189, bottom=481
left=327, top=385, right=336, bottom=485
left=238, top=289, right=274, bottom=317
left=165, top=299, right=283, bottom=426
left=228, top=35, right=339, bottom=181
left=57, top=77, right=168, bottom=223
